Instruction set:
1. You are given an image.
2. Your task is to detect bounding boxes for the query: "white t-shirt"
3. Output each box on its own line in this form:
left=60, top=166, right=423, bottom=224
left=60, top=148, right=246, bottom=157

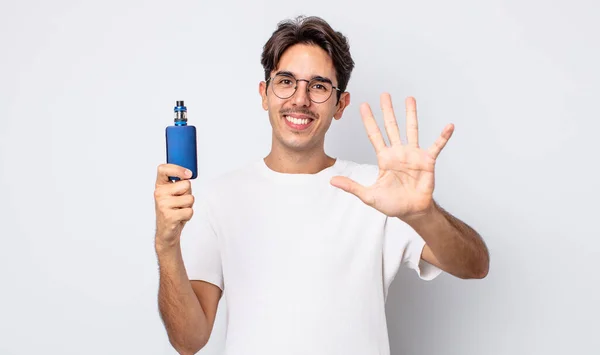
left=181, top=158, right=442, bottom=355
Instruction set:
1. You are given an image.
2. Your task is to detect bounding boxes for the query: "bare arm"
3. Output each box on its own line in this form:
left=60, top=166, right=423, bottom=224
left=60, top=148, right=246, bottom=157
left=157, top=242, right=222, bottom=355
left=154, top=164, right=222, bottom=354
left=327, top=94, right=488, bottom=279
left=405, top=201, right=490, bottom=279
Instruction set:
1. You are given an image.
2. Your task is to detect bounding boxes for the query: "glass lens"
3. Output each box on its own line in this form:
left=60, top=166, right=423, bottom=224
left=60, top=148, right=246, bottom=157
left=272, top=74, right=296, bottom=99
left=308, top=79, right=332, bottom=103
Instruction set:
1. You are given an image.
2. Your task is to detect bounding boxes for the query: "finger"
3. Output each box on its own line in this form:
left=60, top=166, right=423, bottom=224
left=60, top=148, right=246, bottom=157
left=165, top=194, right=195, bottom=209
left=156, top=179, right=192, bottom=198
left=427, top=123, right=455, bottom=159
left=168, top=179, right=192, bottom=196
left=330, top=176, right=374, bottom=206
left=156, top=164, right=193, bottom=185
left=405, top=97, right=419, bottom=147
left=174, top=207, right=194, bottom=223
left=380, top=93, right=402, bottom=146
left=360, top=103, right=386, bottom=154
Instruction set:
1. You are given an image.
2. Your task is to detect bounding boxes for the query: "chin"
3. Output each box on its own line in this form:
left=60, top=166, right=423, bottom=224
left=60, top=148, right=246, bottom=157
left=269, top=112, right=327, bottom=152
left=281, top=138, right=314, bottom=151
left=273, top=131, right=316, bottom=152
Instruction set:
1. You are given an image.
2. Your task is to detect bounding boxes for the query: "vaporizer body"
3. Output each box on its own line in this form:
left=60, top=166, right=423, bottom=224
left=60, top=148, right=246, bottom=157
left=166, top=100, right=198, bottom=181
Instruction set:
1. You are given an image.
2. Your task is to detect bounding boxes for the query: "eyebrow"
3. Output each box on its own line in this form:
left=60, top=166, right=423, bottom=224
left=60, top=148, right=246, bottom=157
left=276, top=71, right=334, bottom=85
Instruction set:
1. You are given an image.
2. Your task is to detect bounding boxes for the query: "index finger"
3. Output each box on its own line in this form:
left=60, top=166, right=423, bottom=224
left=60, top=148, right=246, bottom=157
left=380, top=93, right=402, bottom=146
left=360, top=102, right=386, bottom=154
left=156, top=164, right=193, bottom=185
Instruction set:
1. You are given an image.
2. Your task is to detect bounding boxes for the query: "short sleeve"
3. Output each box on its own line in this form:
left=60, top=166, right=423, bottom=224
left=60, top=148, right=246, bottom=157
left=382, top=216, right=442, bottom=299
left=180, top=189, right=224, bottom=291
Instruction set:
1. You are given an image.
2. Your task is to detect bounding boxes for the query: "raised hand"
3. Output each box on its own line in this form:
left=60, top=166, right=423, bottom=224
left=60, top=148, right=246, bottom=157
left=154, top=164, right=195, bottom=250
left=330, top=93, right=454, bottom=220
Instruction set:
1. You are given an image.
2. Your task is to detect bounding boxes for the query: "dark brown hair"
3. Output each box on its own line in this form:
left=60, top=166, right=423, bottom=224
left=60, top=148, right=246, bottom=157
left=261, top=16, right=355, bottom=102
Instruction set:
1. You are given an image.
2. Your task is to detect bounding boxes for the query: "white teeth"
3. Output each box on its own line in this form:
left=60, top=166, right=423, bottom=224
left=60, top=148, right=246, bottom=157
left=285, top=115, right=310, bottom=125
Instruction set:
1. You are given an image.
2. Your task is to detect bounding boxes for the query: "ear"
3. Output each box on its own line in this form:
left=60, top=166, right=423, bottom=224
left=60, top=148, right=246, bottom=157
left=333, top=92, right=351, bottom=120
left=259, top=81, right=268, bottom=111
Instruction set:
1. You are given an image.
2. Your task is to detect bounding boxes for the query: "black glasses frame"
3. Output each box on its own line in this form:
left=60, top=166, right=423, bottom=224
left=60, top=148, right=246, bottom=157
left=266, top=73, right=342, bottom=104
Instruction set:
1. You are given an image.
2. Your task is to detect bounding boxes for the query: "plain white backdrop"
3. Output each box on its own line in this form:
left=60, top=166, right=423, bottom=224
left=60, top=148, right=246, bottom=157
left=1, top=0, right=599, bottom=354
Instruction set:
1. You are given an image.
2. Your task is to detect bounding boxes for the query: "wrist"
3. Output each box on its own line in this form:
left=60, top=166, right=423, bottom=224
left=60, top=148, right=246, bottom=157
left=401, top=201, right=440, bottom=228
left=155, top=237, right=181, bottom=256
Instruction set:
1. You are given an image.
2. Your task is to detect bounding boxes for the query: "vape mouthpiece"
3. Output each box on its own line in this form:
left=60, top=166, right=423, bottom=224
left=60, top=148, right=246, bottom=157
left=174, top=100, right=187, bottom=125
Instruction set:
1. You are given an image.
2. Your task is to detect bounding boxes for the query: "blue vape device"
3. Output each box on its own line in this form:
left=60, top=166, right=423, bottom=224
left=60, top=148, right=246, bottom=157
left=166, top=100, right=198, bottom=181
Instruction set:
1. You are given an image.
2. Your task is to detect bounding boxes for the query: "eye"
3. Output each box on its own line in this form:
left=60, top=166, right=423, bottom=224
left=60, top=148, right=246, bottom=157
left=277, top=78, right=293, bottom=86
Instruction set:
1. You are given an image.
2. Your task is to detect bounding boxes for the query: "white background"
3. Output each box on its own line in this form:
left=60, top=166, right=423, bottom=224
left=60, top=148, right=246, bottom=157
left=1, top=0, right=599, bottom=354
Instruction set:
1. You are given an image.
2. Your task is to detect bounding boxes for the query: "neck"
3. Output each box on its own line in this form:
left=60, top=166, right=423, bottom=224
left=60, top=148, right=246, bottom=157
left=264, top=140, right=336, bottom=174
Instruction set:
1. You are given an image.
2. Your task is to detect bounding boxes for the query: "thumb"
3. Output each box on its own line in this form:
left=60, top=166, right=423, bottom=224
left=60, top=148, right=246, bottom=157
left=330, top=176, right=373, bottom=205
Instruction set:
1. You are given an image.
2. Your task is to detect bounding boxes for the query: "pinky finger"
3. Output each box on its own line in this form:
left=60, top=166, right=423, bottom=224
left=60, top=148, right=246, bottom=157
left=176, top=207, right=194, bottom=222
left=428, top=123, right=454, bottom=159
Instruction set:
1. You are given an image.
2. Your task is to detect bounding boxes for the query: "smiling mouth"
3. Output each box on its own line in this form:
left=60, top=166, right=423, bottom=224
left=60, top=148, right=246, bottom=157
left=283, top=114, right=315, bottom=130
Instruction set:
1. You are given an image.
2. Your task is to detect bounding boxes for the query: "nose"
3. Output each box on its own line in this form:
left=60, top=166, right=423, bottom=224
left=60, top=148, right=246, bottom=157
left=291, top=80, right=311, bottom=107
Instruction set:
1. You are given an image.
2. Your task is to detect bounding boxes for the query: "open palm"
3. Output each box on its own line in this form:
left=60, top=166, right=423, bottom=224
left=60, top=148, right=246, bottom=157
left=331, top=93, right=454, bottom=220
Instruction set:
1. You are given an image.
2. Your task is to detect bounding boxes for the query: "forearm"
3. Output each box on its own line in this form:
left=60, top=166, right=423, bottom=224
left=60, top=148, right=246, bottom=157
left=405, top=202, right=489, bottom=279
left=156, top=241, right=209, bottom=354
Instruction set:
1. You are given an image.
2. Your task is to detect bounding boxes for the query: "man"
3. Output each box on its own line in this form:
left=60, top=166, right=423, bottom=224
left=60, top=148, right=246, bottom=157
left=154, top=15, right=489, bottom=355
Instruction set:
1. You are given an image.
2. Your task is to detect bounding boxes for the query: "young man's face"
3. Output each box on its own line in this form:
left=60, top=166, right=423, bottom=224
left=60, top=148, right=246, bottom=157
left=259, top=43, right=350, bottom=153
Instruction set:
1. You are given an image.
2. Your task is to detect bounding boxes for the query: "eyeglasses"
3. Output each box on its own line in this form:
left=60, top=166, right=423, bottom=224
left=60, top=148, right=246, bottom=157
left=266, top=72, right=342, bottom=104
